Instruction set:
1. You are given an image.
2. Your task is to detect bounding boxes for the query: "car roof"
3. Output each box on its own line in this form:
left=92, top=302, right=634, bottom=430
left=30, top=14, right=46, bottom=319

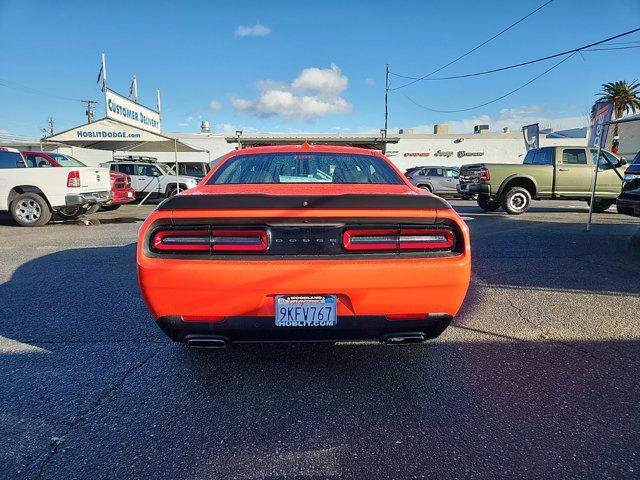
left=0, top=146, right=22, bottom=153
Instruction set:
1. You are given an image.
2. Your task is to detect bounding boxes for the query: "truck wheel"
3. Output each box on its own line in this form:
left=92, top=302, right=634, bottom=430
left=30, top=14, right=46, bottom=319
left=477, top=196, right=500, bottom=212
left=501, top=187, right=531, bottom=215
left=10, top=193, right=52, bottom=227
left=84, top=204, right=100, bottom=215
left=418, top=184, right=432, bottom=193
left=587, top=199, right=615, bottom=213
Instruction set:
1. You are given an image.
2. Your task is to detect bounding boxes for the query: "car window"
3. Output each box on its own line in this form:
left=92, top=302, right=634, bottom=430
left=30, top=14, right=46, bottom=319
left=445, top=169, right=459, bottom=178
left=208, top=152, right=404, bottom=185
left=117, top=163, right=135, bottom=175
left=0, top=150, right=24, bottom=169
left=137, top=164, right=161, bottom=177
left=594, top=150, right=620, bottom=170
left=523, top=148, right=553, bottom=165
left=47, top=154, right=85, bottom=167
left=562, top=149, right=587, bottom=165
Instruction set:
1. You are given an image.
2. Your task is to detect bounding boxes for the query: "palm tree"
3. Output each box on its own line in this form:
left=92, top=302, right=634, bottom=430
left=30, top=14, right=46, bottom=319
left=595, top=80, right=640, bottom=151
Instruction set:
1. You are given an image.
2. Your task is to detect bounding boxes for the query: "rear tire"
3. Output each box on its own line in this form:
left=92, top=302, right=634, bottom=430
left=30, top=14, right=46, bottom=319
left=10, top=193, right=52, bottom=227
left=587, top=199, right=615, bottom=213
left=418, top=184, right=432, bottom=193
left=84, top=204, right=100, bottom=215
left=477, top=195, right=500, bottom=212
left=501, top=187, right=531, bottom=215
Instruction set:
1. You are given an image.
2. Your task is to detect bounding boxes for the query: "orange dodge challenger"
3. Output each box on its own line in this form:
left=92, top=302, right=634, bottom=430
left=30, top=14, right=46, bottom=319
left=137, top=144, right=471, bottom=347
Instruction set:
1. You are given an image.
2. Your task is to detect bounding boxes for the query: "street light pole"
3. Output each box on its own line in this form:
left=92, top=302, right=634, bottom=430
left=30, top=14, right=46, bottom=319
left=384, top=63, right=389, bottom=133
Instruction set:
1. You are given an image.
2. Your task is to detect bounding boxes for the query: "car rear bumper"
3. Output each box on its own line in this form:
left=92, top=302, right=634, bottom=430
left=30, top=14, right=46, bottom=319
left=156, top=313, right=453, bottom=345
left=107, top=188, right=136, bottom=205
left=138, top=255, right=470, bottom=320
left=65, top=191, right=111, bottom=206
left=457, top=183, right=490, bottom=195
left=616, top=194, right=640, bottom=217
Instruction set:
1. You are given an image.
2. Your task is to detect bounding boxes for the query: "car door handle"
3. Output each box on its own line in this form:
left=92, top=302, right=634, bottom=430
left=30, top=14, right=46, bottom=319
left=559, top=168, right=569, bottom=171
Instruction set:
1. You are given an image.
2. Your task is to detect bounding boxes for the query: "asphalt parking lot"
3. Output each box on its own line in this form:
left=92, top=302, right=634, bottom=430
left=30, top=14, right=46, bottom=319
left=1, top=200, right=639, bottom=479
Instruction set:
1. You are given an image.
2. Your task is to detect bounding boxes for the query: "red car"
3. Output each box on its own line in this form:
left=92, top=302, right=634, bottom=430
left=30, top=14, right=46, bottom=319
left=137, top=144, right=471, bottom=347
left=22, top=151, right=135, bottom=210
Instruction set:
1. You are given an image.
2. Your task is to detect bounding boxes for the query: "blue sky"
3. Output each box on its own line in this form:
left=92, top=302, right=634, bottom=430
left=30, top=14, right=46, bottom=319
left=1, top=0, right=639, bottom=138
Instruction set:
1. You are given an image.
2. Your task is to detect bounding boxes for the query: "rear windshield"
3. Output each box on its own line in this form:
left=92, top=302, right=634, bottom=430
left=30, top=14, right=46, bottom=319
left=49, top=154, right=86, bottom=167
left=207, top=152, right=404, bottom=185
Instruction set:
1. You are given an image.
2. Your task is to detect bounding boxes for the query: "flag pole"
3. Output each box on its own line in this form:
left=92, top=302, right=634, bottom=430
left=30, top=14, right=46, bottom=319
left=101, top=53, right=107, bottom=92
left=133, top=75, right=138, bottom=103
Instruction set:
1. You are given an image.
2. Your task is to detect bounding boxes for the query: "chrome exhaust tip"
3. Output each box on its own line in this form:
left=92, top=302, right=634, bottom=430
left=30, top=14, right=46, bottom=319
left=382, top=332, right=426, bottom=344
left=185, top=335, right=228, bottom=348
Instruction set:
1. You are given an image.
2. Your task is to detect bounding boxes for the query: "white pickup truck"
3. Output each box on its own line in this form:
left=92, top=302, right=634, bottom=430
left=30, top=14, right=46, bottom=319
left=0, top=147, right=111, bottom=226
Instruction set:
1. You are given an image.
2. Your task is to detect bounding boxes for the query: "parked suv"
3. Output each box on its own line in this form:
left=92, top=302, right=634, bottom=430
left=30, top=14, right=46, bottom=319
left=102, top=159, right=199, bottom=198
left=617, top=151, right=640, bottom=217
left=0, top=147, right=111, bottom=226
left=405, top=166, right=461, bottom=196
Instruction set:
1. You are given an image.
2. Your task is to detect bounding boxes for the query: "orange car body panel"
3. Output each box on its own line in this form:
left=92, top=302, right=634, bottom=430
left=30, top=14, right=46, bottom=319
left=137, top=144, right=471, bottom=336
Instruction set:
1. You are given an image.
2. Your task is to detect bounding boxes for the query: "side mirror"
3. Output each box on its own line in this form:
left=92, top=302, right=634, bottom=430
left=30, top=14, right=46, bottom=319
left=152, top=171, right=160, bottom=177
left=619, top=158, right=627, bottom=167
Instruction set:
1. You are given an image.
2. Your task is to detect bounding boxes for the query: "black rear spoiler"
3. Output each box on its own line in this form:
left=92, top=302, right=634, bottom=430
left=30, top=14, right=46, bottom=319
left=158, top=194, right=452, bottom=211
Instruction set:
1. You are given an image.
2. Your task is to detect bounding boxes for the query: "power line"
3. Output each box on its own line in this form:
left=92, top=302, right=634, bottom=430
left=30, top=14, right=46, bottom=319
left=404, top=52, right=577, bottom=113
left=0, top=77, right=84, bottom=102
left=390, top=27, right=640, bottom=88
left=584, top=44, right=640, bottom=51
left=396, top=0, right=554, bottom=88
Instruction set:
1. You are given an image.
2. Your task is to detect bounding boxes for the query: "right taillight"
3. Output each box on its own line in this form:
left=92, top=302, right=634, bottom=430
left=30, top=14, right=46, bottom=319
left=67, top=170, right=81, bottom=188
left=479, top=167, right=490, bottom=181
left=343, top=226, right=455, bottom=252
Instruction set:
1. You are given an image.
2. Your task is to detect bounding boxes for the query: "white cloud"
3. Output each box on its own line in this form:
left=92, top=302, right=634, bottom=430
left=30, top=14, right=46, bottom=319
left=365, top=78, right=375, bottom=86
left=234, top=23, right=271, bottom=37
left=291, top=63, right=348, bottom=94
left=408, top=104, right=589, bottom=134
left=207, top=100, right=222, bottom=111
left=231, top=63, right=352, bottom=121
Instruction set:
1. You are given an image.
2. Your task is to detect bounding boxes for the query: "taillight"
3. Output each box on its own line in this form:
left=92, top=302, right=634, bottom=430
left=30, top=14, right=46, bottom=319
left=479, top=167, right=490, bottom=181
left=153, top=230, right=210, bottom=252
left=211, top=230, right=268, bottom=252
left=67, top=170, right=81, bottom=188
left=150, top=228, right=269, bottom=254
left=343, top=226, right=455, bottom=252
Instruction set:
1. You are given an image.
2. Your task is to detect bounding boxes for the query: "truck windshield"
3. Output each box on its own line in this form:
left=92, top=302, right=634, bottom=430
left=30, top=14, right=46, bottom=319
left=49, top=154, right=86, bottom=167
left=208, top=152, right=404, bottom=185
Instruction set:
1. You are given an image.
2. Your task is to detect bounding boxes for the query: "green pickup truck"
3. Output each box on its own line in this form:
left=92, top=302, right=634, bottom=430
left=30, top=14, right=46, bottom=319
left=457, top=146, right=626, bottom=215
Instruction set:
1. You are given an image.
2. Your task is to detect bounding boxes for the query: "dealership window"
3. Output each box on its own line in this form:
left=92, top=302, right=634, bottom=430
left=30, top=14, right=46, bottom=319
left=562, top=149, right=587, bottom=165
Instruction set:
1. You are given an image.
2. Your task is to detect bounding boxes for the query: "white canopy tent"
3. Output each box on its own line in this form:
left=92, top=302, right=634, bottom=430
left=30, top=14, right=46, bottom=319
left=42, top=117, right=207, bottom=196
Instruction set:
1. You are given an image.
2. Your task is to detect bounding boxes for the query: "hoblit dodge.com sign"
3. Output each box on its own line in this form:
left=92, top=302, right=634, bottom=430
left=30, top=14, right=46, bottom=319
left=105, top=89, right=161, bottom=134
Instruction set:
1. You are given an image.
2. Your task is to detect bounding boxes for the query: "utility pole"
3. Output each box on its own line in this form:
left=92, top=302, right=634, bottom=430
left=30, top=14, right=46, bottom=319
left=81, top=100, right=99, bottom=124
left=44, top=117, right=55, bottom=136
left=384, top=63, right=389, bottom=133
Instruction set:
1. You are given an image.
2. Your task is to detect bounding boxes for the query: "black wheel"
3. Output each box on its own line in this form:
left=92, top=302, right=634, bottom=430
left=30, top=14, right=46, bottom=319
left=501, top=187, right=531, bottom=215
left=418, top=184, right=432, bottom=193
left=166, top=186, right=178, bottom=197
left=57, top=205, right=94, bottom=219
left=10, top=193, right=52, bottom=227
left=587, top=199, right=615, bottom=213
left=477, top=195, right=500, bottom=212
left=99, top=204, right=121, bottom=211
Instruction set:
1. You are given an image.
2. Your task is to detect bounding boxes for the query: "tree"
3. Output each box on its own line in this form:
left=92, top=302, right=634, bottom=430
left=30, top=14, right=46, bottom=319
left=595, top=80, right=640, bottom=152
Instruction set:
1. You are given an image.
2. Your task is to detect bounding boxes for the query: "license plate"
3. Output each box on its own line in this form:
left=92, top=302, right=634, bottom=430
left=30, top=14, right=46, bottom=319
left=275, top=295, right=337, bottom=327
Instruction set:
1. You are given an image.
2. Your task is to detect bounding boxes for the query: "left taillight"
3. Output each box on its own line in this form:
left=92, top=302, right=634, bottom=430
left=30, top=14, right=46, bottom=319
left=67, top=170, right=81, bottom=188
left=343, top=226, right=455, bottom=252
left=150, top=228, right=269, bottom=254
